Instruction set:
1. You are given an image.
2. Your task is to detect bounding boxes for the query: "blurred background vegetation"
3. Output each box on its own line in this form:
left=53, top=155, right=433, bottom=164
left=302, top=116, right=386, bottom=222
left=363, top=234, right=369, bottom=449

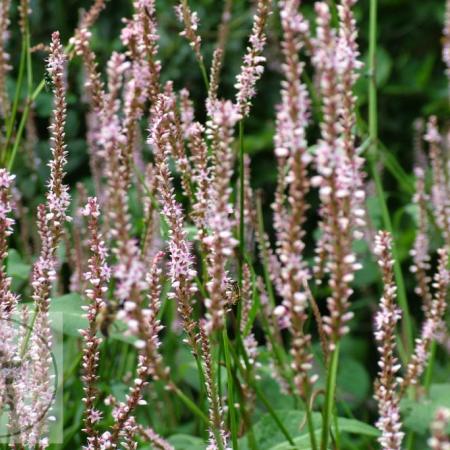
left=8, top=0, right=448, bottom=189
left=3, top=0, right=450, bottom=447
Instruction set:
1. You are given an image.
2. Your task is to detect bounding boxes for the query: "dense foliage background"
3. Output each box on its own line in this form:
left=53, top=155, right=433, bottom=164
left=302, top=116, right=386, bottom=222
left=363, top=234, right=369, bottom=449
left=3, top=0, right=450, bottom=448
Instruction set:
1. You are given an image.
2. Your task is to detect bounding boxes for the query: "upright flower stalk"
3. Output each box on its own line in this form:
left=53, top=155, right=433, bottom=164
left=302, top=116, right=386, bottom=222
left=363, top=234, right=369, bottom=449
left=310, top=3, right=364, bottom=447
left=272, top=7, right=317, bottom=448
left=149, top=94, right=198, bottom=349
left=410, top=167, right=432, bottom=311
left=81, top=197, right=110, bottom=448
left=0, top=0, right=11, bottom=120
left=373, top=231, right=404, bottom=450
left=203, top=100, right=241, bottom=334
left=0, top=169, right=17, bottom=316
left=32, top=31, right=70, bottom=316
left=401, top=248, right=449, bottom=393
left=425, top=116, right=450, bottom=248
left=443, top=0, right=450, bottom=87
left=429, top=408, right=450, bottom=450
left=22, top=30, right=71, bottom=448
left=312, top=0, right=362, bottom=352
left=175, top=1, right=203, bottom=65
left=199, top=320, right=228, bottom=450
left=235, top=0, right=271, bottom=118
left=128, top=251, right=169, bottom=383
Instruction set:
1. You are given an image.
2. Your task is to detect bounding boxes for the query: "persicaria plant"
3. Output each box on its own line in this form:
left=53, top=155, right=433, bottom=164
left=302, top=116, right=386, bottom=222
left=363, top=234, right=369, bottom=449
left=0, top=0, right=448, bottom=449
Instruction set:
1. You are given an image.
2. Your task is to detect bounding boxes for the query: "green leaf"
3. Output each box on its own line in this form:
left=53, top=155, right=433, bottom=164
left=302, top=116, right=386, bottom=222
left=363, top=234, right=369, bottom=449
left=50, top=293, right=88, bottom=337
left=270, top=431, right=320, bottom=450
left=172, top=346, right=201, bottom=392
left=45, top=294, right=135, bottom=344
left=366, top=195, right=383, bottom=229
left=166, top=434, right=205, bottom=450
left=337, top=417, right=380, bottom=438
left=7, top=249, right=31, bottom=281
left=239, top=410, right=378, bottom=450
left=337, top=358, right=371, bottom=407
left=34, top=92, right=54, bottom=117
left=401, top=384, right=450, bottom=435
left=375, top=48, right=393, bottom=86
left=352, top=257, right=379, bottom=288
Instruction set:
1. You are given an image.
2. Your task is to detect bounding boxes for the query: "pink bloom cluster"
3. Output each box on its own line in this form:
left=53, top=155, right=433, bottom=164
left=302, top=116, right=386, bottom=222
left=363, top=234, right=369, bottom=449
left=311, top=1, right=364, bottom=349
left=429, top=408, right=450, bottom=450
left=175, top=1, right=203, bottom=63
left=0, top=169, right=17, bottom=315
left=235, top=0, right=271, bottom=117
left=373, top=231, right=404, bottom=450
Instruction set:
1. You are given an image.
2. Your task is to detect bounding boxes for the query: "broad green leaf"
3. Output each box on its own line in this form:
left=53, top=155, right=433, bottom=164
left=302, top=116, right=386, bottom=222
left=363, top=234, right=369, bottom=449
left=401, top=384, right=450, bottom=435
left=49, top=294, right=135, bottom=344
left=174, top=346, right=201, bottom=391
left=7, top=248, right=31, bottom=281
left=50, top=293, right=88, bottom=337
left=337, top=358, right=370, bottom=407
left=270, top=431, right=320, bottom=450
left=315, top=356, right=370, bottom=409
left=337, top=417, right=380, bottom=437
left=240, top=410, right=378, bottom=450
left=167, top=434, right=205, bottom=450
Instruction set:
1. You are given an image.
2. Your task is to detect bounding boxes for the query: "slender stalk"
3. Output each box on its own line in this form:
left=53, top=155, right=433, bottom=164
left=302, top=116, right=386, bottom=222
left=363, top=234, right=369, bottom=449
left=423, top=340, right=437, bottom=390
left=255, top=194, right=276, bottom=309
left=367, top=0, right=413, bottom=356
left=304, top=382, right=318, bottom=450
left=320, top=343, right=340, bottom=450
left=253, top=383, right=297, bottom=447
left=7, top=40, right=75, bottom=170
left=2, top=40, right=27, bottom=163
left=171, top=384, right=210, bottom=425
left=233, top=337, right=297, bottom=447
left=255, top=195, right=295, bottom=391
left=6, top=78, right=41, bottom=170
left=236, top=119, right=246, bottom=361
left=3, top=8, right=32, bottom=165
left=333, top=406, right=341, bottom=449
left=239, top=119, right=245, bottom=283
left=199, top=59, right=210, bottom=92
left=405, top=431, right=415, bottom=450
left=222, top=328, right=239, bottom=450
left=26, top=28, right=33, bottom=91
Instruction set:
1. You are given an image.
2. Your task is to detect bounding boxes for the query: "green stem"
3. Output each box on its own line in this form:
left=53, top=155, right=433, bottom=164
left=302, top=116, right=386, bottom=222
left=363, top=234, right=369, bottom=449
left=171, top=384, right=209, bottom=425
left=7, top=79, right=44, bottom=171
left=367, top=0, right=413, bottom=356
left=424, top=340, right=437, bottom=391
left=332, top=406, right=341, bottom=449
left=7, top=40, right=74, bottom=171
left=26, top=30, right=33, bottom=92
left=199, top=59, right=210, bottom=92
left=405, top=430, right=415, bottom=450
left=236, top=119, right=246, bottom=352
left=205, top=341, right=226, bottom=450
left=234, top=337, right=296, bottom=447
left=222, top=328, right=239, bottom=450
left=239, top=119, right=245, bottom=282
left=2, top=40, right=27, bottom=163
left=254, top=383, right=297, bottom=447
left=320, top=343, right=340, bottom=450
left=255, top=195, right=296, bottom=392
left=255, top=195, right=276, bottom=310
left=304, top=383, right=318, bottom=450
